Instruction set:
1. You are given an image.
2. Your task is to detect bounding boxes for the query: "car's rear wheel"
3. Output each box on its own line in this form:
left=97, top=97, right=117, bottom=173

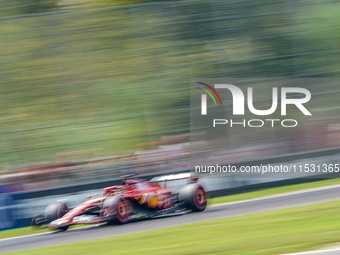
left=179, top=184, right=207, bottom=212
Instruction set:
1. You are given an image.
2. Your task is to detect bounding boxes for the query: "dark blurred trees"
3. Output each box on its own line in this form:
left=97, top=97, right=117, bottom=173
left=0, top=0, right=339, bottom=167
left=4, top=0, right=59, bottom=14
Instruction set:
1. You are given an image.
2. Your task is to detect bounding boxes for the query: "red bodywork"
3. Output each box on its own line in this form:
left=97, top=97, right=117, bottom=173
left=47, top=178, right=182, bottom=228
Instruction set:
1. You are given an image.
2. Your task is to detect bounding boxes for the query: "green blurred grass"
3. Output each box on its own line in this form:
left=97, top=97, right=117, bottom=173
left=3, top=199, right=340, bottom=255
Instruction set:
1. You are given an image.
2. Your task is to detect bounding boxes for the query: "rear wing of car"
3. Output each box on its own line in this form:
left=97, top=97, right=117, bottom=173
left=150, top=173, right=199, bottom=190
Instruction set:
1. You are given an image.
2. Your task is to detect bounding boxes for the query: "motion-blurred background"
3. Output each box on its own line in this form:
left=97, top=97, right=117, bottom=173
left=0, top=0, right=340, bottom=192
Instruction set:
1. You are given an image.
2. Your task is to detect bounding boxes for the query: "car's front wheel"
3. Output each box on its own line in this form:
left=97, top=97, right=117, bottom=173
left=101, top=196, right=133, bottom=224
left=44, top=202, right=69, bottom=231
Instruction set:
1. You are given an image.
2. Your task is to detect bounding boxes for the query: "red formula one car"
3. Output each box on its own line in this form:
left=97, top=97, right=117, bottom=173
left=32, top=173, right=207, bottom=231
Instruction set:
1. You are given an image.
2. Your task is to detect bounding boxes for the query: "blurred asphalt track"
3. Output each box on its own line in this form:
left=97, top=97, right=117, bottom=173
left=1, top=185, right=340, bottom=253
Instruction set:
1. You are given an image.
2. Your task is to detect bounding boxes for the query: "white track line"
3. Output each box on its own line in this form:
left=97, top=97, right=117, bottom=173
left=0, top=232, right=48, bottom=242
left=283, top=247, right=340, bottom=254
left=0, top=225, right=100, bottom=242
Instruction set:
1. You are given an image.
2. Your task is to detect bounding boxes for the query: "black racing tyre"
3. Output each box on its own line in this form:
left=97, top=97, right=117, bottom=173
left=31, top=215, right=46, bottom=229
left=101, top=196, right=133, bottom=224
left=44, top=202, right=69, bottom=231
left=179, top=184, right=207, bottom=212
left=57, top=225, right=69, bottom=231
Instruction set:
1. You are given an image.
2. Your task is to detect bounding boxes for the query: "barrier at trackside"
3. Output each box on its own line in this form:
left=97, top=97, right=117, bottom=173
left=1, top=146, right=340, bottom=231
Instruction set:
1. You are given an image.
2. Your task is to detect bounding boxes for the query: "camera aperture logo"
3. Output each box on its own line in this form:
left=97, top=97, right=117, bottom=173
left=197, top=82, right=312, bottom=128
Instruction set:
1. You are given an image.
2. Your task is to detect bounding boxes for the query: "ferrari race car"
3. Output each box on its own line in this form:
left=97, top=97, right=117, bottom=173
left=32, top=173, right=207, bottom=231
